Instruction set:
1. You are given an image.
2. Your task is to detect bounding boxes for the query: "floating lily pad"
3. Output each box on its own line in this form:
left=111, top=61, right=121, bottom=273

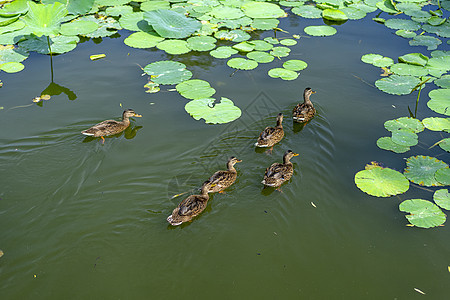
left=435, top=75, right=450, bottom=89
left=0, top=20, right=25, bottom=35
left=209, top=6, right=244, bottom=19
left=422, top=117, right=450, bottom=131
left=232, top=41, right=255, bottom=52
left=409, top=35, right=442, bottom=50
left=263, top=37, right=279, bottom=45
left=426, top=56, right=450, bottom=76
left=384, top=18, right=420, bottom=31
left=322, top=9, right=348, bottom=21
left=227, top=57, right=258, bottom=70
left=60, top=20, right=99, bottom=36
left=438, top=138, right=450, bottom=152
left=156, top=40, right=191, bottom=55
left=376, top=137, right=410, bottom=153
left=283, top=60, right=307, bottom=71
left=395, top=30, right=417, bottom=39
left=375, top=75, right=420, bottom=95
left=384, top=117, right=424, bottom=133
left=270, top=46, right=290, bottom=57
left=19, top=35, right=79, bottom=54
left=404, top=155, right=448, bottom=187
left=241, top=2, right=285, bottom=19
left=399, top=199, right=446, bottom=228
left=355, top=164, right=409, bottom=197
left=105, top=5, right=133, bottom=16
left=0, top=61, right=24, bottom=73
left=304, top=25, right=337, bottom=36
left=292, top=6, right=322, bottom=19
left=249, top=40, right=273, bottom=51
left=376, top=0, right=398, bottom=14
left=22, top=2, right=68, bottom=37
left=0, top=0, right=29, bottom=16
left=361, top=54, right=394, bottom=67
left=187, top=36, right=216, bottom=51
left=143, top=61, right=192, bottom=85
left=124, top=31, right=164, bottom=49
left=140, top=0, right=170, bottom=11
left=214, top=29, right=250, bottom=42
left=246, top=51, right=274, bottom=63
left=252, top=18, right=279, bottom=30
left=185, top=97, right=242, bottom=124
left=398, top=53, right=428, bottom=66
left=427, top=16, right=446, bottom=26
left=95, top=0, right=130, bottom=6
left=0, top=45, right=28, bottom=64
left=80, top=15, right=121, bottom=38
left=268, top=68, right=298, bottom=81
left=435, top=168, right=450, bottom=186
left=391, top=129, right=418, bottom=147
left=422, top=23, right=450, bottom=38
left=176, top=79, right=216, bottom=100
left=434, top=189, right=450, bottom=210
left=340, top=7, right=366, bottom=20
left=427, top=89, right=450, bottom=116
left=209, top=46, right=237, bottom=59
left=280, top=39, right=297, bottom=46
left=144, top=9, right=201, bottom=39
left=119, top=12, right=152, bottom=32
left=390, top=63, right=428, bottom=77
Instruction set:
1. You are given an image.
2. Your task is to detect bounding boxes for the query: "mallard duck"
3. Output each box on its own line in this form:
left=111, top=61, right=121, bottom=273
left=293, top=88, right=316, bottom=123
left=81, top=109, right=142, bottom=143
left=262, top=150, right=299, bottom=188
left=205, top=156, right=242, bottom=193
left=255, top=113, right=284, bottom=151
left=167, top=181, right=213, bottom=226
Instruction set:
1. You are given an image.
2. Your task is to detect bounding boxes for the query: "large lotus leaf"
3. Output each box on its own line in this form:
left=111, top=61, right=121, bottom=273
left=187, top=36, right=216, bottom=51
left=435, top=75, right=450, bottom=89
left=409, top=35, right=442, bottom=50
left=176, top=79, right=216, bottom=100
left=375, top=75, right=420, bottom=95
left=144, top=9, right=201, bottom=39
left=391, top=129, right=418, bottom=147
left=422, top=23, right=450, bottom=38
left=340, top=7, right=366, bottom=20
left=404, top=155, right=448, bottom=186
left=361, top=54, right=394, bottom=68
left=384, top=117, right=424, bottom=133
left=124, top=31, right=164, bottom=49
left=227, top=57, right=258, bottom=70
left=398, top=53, right=428, bottom=67
left=0, top=20, right=25, bottom=35
left=270, top=46, right=291, bottom=57
left=246, top=51, right=274, bottom=63
left=60, top=20, right=99, bottom=36
left=143, top=61, right=192, bottom=85
left=209, top=6, right=244, bottom=19
left=0, top=61, right=24, bottom=73
left=140, top=1, right=171, bottom=11
left=355, top=165, right=409, bottom=197
left=322, top=9, right=348, bottom=21
left=376, top=136, right=410, bottom=153
left=0, top=45, right=28, bottom=64
left=376, top=0, right=398, bottom=14
left=156, top=40, right=191, bottom=55
left=252, top=18, right=279, bottom=30
left=399, top=199, right=446, bottom=228
left=304, top=25, right=337, bottom=36
left=422, top=117, right=450, bottom=131
left=241, top=2, right=285, bottom=19
left=292, top=6, right=322, bottom=19
left=434, top=189, right=450, bottom=210
left=19, top=34, right=79, bottom=54
left=390, top=63, right=428, bottom=77
left=119, top=12, right=153, bottom=32
left=185, top=97, right=242, bottom=124
left=435, top=168, right=450, bottom=186
left=22, top=2, right=68, bottom=37
left=268, top=68, right=298, bottom=81
left=280, top=39, right=297, bottom=46
left=428, top=89, right=450, bottom=116
left=384, top=18, right=420, bottom=31
left=283, top=59, right=307, bottom=71
left=0, top=0, right=29, bottom=17
left=209, top=46, right=237, bottom=59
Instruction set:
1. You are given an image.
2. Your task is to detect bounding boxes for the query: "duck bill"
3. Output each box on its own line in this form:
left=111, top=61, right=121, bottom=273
left=293, top=153, right=299, bottom=156
left=134, top=114, right=143, bottom=117
left=236, top=159, right=242, bottom=163
left=311, top=90, right=316, bottom=94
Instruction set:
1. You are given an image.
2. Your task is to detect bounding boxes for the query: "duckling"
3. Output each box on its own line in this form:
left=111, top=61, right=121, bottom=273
left=167, top=181, right=213, bottom=226
left=205, top=156, right=242, bottom=193
left=262, top=150, right=299, bottom=188
left=292, top=88, right=316, bottom=123
left=255, top=113, right=284, bottom=152
left=81, top=109, right=142, bottom=143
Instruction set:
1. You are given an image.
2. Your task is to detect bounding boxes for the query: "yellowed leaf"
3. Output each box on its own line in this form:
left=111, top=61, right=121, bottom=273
left=90, top=54, right=106, bottom=61
left=414, top=288, right=425, bottom=295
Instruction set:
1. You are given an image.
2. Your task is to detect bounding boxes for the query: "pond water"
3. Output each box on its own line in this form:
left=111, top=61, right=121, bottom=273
left=1, top=11, right=449, bottom=299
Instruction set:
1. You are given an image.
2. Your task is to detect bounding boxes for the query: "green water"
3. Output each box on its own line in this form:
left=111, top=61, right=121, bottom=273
left=1, top=16, right=449, bottom=299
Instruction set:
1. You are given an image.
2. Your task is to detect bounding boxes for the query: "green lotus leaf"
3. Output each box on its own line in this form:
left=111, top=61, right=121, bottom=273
left=212, top=17, right=250, bottom=30
left=395, top=30, right=416, bottom=39
left=384, top=117, right=424, bottom=133
left=279, top=1, right=306, bottom=7
left=86, top=16, right=121, bottom=38
left=187, top=36, right=216, bottom=51
left=270, top=46, right=290, bottom=57
left=435, top=75, right=450, bottom=89
left=361, top=54, right=394, bottom=67
left=404, top=8, right=431, bottom=18
left=241, top=2, right=285, bottom=19
left=251, top=18, right=279, bottom=30
left=375, top=75, right=420, bottom=95
left=390, top=63, right=428, bottom=77
left=434, top=189, right=450, bottom=210
left=384, top=18, right=420, bottom=31
left=94, top=0, right=130, bottom=6
left=246, top=51, right=274, bottom=63
left=60, top=20, right=99, bottom=36
left=0, top=15, right=18, bottom=27
left=0, top=20, right=25, bottom=35
left=22, top=2, right=68, bottom=37
left=435, top=168, right=450, bottom=186
left=283, top=59, right=307, bottom=71
left=437, top=138, right=450, bottom=152
left=391, top=129, right=418, bottom=147
left=428, top=89, right=450, bottom=116
left=355, top=165, right=409, bottom=197
left=209, top=46, right=237, bottom=59
left=426, top=56, right=450, bottom=78
left=348, top=2, right=377, bottom=13
left=376, top=0, right=398, bottom=14
left=404, top=155, right=448, bottom=187
left=156, top=39, right=191, bottom=55
left=0, top=45, right=28, bottom=64
left=376, top=136, right=410, bottom=153
left=340, top=7, right=366, bottom=20
left=0, top=61, right=24, bottom=73
left=124, top=31, right=164, bottom=49
left=176, top=79, right=216, bottom=100
left=399, top=199, right=446, bottom=228
left=19, top=35, right=79, bottom=54
left=409, top=35, right=442, bottom=50
left=422, top=117, right=450, bottom=131
left=140, top=1, right=170, bottom=11
left=268, top=68, right=298, bottom=81
left=398, top=53, right=428, bottom=67
left=65, top=0, right=95, bottom=15
left=249, top=40, right=273, bottom=51
left=427, top=16, right=446, bottom=26
left=227, top=57, right=258, bottom=70
left=0, top=27, right=31, bottom=44
left=422, top=23, right=450, bottom=38
left=280, top=39, right=297, bottom=46
left=304, top=25, right=337, bottom=37
left=0, top=0, right=29, bottom=17
left=185, top=97, right=242, bottom=124
left=120, top=12, right=153, bottom=32
left=214, top=29, right=250, bottom=42
left=232, top=41, right=255, bottom=52
left=105, top=5, right=133, bottom=16
left=144, top=9, right=201, bottom=38
left=322, top=9, right=348, bottom=21
left=209, top=6, right=244, bottom=19
left=263, top=37, right=279, bottom=45
left=292, top=6, right=322, bottom=19
left=143, top=61, right=192, bottom=85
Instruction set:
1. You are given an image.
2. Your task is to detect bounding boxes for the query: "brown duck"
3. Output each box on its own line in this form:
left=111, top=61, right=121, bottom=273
left=255, top=113, right=284, bottom=151
left=205, top=156, right=241, bottom=193
left=292, top=88, right=316, bottom=123
left=262, top=150, right=299, bottom=188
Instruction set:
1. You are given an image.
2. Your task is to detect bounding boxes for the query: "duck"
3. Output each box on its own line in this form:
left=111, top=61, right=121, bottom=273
left=167, top=181, right=213, bottom=226
left=205, top=156, right=242, bottom=193
left=81, top=109, right=142, bottom=143
left=292, top=88, right=316, bottom=123
left=255, top=113, right=284, bottom=151
left=262, top=150, right=299, bottom=188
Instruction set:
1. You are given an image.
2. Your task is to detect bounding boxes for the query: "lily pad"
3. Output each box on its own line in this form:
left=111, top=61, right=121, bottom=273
left=354, top=164, right=409, bottom=197
left=124, top=32, right=164, bottom=49
left=209, top=6, right=244, bottom=19
left=263, top=37, right=279, bottom=45
left=140, top=1, right=171, bottom=11
left=322, top=9, right=348, bottom=21
left=249, top=40, right=273, bottom=51
left=187, top=36, right=216, bottom=51
left=292, top=6, right=322, bottom=19
left=375, top=75, right=420, bottom=95
left=270, top=46, right=290, bottom=57
left=398, top=53, right=428, bottom=67
left=143, top=61, right=192, bottom=85
left=376, top=0, right=398, bottom=14
left=209, top=46, right=237, bottom=59
left=361, top=54, right=394, bottom=68
left=119, top=12, right=152, bottom=32
left=60, top=20, right=99, bottom=36
left=246, top=51, right=274, bottom=63
left=227, top=57, right=258, bottom=70
left=304, top=25, right=337, bottom=37
left=435, top=168, right=450, bottom=186
left=395, top=30, right=417, bottom=39
left=0, top=61, right=24, bottom=73
left=384, top=18, right=420, bottom=31
left=283, top=60, right=307, bottom=71
left=232, top=41, right=255, bottom=52
left=19, top=35, right=79, bottom=54
left=422, top=23, right=450, bottom=38
left=280, top=39, right=297, bottom=46
left=376, top=136, right=410, bottom=153
left=0, top=45, right=28, bottom=64
left=409, top=35, right=442, bottom=50
left=427, top=89, right=450, bottom=116
left=391, top=129, right=418, bottom=147
left=214, top=29, right=250, bottom=42
left=156, top=40, right=191, bottom=55
left=435, top=75, right=450, bottom=89
left=340, top=7, right=366, bottom=20
left=438, top=138, right=450, bottom=152
left=404, top=155, right=448, bottom=187
left=252, top=18, right=279, bottom=30
left=185, top=97, right=242, bottom=124
left=390, top=63, right=428, bottom=77
left=22, top=2, right=68, bottom=37
left=105, top=5, right=133, bottom=16
left=0, top=20, right=25, bottom=35
left=144, top=9, right=201, bottom=39
left=176, top=79, right=216, bottom=100
left=241, top=2, right=285, bottom=19
left=434, top=189, right=450, bottom=210
left=422, top=117, right=450, bottom=131
left=399, top=199, right=446, bottom=228
left=384, top=117, right=424, bottom=133
left=268, top=68, right=298, bottom=81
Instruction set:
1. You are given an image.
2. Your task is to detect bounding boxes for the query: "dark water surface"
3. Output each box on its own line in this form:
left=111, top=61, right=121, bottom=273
left=1, top=13, right=449, bottom=299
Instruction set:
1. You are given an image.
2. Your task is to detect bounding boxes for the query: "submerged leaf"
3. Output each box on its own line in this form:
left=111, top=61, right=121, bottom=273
left=355, top=165, right=409, bottom=197
left=185, top=97, right=242, bottom=124
left=404, top=155, right=448, bottom=187
left=399, top=199, right=446, bottom=228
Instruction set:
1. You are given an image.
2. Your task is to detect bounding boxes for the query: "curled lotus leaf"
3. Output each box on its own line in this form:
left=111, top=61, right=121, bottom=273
left=304, top=25, right=337, bottom=37
left=435, top=168, right=450, bottom=186
left=124, top=32, right=164, bottom=49
left=241, top=2, right=285, bottom=19
left=422, top=117, right=450, bottom=131
left=144, top=9, right=201, bottom=39
left=376, top=136, right=410, bottom=153
left=427, top=89, right=450, bottom=116
left=375, top=75, right=420, bottom=95
left=176, top=79, right=216, bottom=100
left=184, top=97, right=242, bottom=124
left=376, top=0, right=399, bottom=14
left=143, top=61, right=192, bottom=85
left=227, top=57, right=258, bottom=70
left=322, top=9, right=348, bottom=21
left=354, top=164, right=409, bottom=197
left=434, top=189, right=450, bottom=210
left=404, top=155, right=448, bottom=187
left=384, top=117, right=424, bottom=133
left=399, top=199, right=446, bottom=228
